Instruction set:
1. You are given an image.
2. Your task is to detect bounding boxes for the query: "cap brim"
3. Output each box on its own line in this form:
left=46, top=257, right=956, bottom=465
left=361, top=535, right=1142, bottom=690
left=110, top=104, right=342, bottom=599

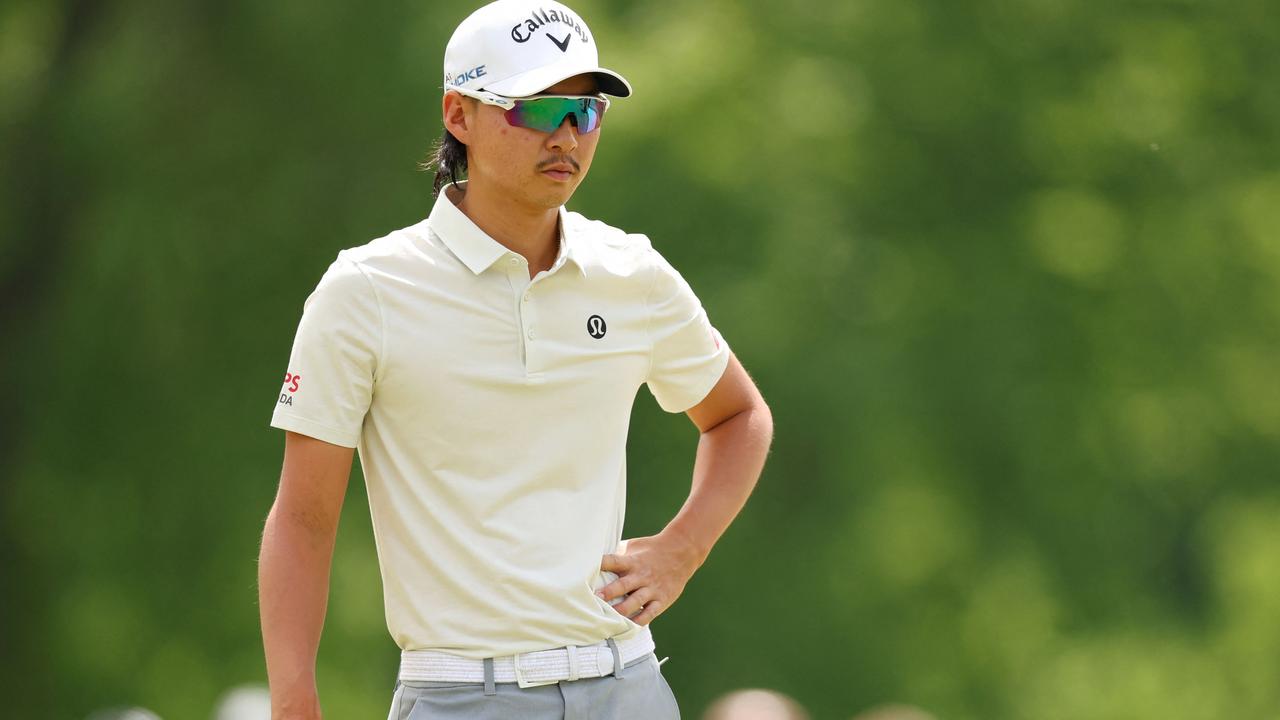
left=483, top=63, right=632, bottom=98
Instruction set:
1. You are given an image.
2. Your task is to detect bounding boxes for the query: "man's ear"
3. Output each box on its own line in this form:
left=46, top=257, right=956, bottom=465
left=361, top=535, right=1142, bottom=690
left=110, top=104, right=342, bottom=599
left=442, top=91, right=474, bottom=144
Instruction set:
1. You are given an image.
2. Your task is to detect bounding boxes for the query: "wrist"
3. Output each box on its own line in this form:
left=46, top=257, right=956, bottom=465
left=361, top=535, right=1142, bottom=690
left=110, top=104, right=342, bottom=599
left=272, top=699, right=322, bottom=720
left=268, top=677, right=321, bottom=717
left=659, top=524, right=709, bottom=568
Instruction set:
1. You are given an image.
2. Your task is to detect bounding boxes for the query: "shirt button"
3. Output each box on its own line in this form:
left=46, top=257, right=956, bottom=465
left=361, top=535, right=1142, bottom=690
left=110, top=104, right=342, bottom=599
left=522, top=293, right=531, bottom=303
left=527, top=327, right=536, bottom=340
left=509, top=257, right=520, bottom=266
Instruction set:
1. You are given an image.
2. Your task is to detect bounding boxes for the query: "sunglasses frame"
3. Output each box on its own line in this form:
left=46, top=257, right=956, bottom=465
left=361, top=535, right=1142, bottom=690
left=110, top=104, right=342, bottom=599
left=448, top=86, right=611, bottom=133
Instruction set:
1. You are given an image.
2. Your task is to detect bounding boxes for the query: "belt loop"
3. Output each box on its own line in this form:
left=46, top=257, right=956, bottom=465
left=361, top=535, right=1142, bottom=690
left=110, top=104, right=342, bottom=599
left=566, top=645, right=580, bottom=682
left=483, top=657, right=496, bottom=696
left=606, top=637, right=624, bottom=680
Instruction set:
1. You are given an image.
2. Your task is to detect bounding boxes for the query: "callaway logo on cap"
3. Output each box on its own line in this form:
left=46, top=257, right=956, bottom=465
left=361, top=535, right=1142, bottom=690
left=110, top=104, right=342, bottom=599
left=444, top=0, right=633, bottom=98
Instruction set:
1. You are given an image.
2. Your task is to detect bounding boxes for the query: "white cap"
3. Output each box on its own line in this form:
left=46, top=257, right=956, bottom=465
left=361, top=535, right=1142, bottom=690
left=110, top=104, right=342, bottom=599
left=443, top=0, right=632, bottom=98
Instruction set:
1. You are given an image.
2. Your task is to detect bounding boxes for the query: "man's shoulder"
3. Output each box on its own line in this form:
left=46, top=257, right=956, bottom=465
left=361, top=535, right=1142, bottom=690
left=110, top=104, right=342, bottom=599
left=563, top=209, right=661, bottom=273
left=335, top=219, right=429, bottom=269
left=563, top=209, right=649, bottom=246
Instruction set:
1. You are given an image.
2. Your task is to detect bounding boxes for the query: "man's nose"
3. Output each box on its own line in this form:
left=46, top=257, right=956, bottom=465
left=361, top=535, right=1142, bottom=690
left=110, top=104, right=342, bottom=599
left=546, top=116, right=579, bottom=153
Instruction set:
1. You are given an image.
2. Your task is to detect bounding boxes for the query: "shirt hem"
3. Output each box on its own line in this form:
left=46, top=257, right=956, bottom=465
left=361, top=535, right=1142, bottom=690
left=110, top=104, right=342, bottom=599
left=656, top=341, right=732, bottom=414
left=269, top=413, right=359, bottom=448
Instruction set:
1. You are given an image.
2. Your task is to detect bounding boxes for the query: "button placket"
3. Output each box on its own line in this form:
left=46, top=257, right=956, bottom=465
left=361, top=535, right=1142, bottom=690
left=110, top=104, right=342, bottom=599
left=505, top=255, right=532, bottom=367
left=522, top=289, right=540, bottom=356
left=505, top=252, right=558, bottom=377
left=521, top=263, right=557, bottom=374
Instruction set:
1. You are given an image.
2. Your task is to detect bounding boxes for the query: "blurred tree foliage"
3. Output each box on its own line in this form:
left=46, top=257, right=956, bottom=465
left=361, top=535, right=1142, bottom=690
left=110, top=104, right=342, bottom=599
left=3, top=0, right=1278, bottom=718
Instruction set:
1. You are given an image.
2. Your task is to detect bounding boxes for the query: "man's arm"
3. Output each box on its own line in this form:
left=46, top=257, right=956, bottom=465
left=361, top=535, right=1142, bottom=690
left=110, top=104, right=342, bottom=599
left=258, top=431, right=354, bottom=720
left=598, top=352, right=774, bottom=624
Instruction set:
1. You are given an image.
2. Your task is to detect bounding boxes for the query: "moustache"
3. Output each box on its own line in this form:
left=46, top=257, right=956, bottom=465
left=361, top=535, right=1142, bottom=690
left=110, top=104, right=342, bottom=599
left=537, top=156, right=581, bottom=172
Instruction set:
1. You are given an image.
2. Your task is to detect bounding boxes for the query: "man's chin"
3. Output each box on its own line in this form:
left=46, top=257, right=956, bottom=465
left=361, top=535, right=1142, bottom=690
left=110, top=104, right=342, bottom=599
left=534, top=181, right=581, bottom=208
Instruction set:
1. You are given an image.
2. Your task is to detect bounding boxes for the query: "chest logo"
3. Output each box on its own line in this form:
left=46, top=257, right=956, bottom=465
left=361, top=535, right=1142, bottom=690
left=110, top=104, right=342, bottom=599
left=587, top=314, right=607, bottom=339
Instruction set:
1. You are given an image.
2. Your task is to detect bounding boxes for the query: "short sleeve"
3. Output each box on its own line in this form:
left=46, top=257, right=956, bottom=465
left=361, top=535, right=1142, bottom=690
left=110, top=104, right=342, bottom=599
left=644, top=247, right=731, bottom=413
left=269, top=255, right=381, bottom=447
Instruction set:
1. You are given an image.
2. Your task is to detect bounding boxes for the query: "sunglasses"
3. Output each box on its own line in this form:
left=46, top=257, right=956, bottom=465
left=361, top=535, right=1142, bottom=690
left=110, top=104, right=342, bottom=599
left=451, top=87, right=611, bottom=134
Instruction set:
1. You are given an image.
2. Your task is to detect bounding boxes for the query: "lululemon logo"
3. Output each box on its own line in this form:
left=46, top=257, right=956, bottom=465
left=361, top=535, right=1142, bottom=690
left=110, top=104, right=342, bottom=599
left=587, top=314, right=607, bottom=339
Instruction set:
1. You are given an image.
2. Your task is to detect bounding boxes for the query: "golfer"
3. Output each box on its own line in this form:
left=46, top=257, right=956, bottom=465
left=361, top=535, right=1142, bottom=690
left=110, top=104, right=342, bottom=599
left=258, top=1, right=773, bottom=718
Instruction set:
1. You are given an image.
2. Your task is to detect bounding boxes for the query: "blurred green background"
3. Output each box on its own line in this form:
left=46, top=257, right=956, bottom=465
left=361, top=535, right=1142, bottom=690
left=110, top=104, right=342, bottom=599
left=3, top=0, right=1279, bottom=718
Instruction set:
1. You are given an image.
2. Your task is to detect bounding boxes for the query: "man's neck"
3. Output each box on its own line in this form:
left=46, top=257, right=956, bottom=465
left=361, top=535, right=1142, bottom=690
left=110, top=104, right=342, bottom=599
left=450, top=181, right=560, bottom=277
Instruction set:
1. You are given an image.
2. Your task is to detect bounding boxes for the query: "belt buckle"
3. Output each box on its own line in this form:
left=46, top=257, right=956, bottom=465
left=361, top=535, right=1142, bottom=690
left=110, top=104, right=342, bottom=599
left=513, top=650, right=560, bottom=689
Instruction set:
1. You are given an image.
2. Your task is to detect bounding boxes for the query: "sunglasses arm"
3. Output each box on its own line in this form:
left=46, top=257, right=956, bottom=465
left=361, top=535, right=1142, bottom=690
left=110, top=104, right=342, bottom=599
left=448, top=86, right=610, bottom=110
left=448, top=86, right=517, bottom=109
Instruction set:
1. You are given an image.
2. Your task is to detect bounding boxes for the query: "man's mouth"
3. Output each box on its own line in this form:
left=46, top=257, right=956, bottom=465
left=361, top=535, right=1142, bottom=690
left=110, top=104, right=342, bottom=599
left=539, top=159, right=579, bottom=182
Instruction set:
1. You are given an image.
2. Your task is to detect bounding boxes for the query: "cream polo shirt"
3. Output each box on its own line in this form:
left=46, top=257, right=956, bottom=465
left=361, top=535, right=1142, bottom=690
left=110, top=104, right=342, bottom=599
left=269, top=183, right=730, bottom=658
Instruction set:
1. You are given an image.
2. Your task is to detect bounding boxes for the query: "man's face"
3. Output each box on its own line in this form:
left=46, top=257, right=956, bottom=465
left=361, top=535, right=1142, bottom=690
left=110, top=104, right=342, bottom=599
left=456, top=73, right=603, bottom=210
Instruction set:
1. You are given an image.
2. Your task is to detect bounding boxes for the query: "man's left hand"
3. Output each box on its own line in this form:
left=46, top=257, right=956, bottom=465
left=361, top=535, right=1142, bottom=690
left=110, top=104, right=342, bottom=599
left=597, top=533, right=702, bottom=626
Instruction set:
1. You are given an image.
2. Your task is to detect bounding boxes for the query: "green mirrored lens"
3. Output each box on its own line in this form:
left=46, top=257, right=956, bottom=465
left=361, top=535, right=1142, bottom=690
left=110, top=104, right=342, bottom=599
left=505, top=98, right=605, bottom=133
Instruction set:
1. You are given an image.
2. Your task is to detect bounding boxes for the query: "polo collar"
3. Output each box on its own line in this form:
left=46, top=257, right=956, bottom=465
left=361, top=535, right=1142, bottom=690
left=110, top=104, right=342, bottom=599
left=429, top=182, right=586, bottom=277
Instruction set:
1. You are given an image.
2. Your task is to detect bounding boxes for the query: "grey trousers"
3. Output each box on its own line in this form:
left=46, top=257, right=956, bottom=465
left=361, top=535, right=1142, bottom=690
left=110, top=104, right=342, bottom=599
left=386, top=653, right=680, bottom=720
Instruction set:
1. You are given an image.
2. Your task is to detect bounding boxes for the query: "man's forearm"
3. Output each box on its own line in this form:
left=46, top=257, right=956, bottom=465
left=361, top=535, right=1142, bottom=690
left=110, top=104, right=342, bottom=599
left=258, top=503, right=339, bottom=718
left=595, top=395, right=772, bottom=625
left=662, top=402, right=774, bottom=564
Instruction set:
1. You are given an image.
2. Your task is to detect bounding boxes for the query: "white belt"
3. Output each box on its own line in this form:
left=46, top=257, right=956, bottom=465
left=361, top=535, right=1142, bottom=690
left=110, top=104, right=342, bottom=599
left=399, top=626, right=655, bottom=688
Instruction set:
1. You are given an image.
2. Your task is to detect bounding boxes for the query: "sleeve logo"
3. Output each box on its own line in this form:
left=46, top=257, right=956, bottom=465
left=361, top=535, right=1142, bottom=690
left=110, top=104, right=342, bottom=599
left=278, top=372, right=301, bottom=406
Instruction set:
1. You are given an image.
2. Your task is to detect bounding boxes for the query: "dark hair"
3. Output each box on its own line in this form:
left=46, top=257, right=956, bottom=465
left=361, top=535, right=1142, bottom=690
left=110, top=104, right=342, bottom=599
left=422, top=130, right=468, bottom=196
